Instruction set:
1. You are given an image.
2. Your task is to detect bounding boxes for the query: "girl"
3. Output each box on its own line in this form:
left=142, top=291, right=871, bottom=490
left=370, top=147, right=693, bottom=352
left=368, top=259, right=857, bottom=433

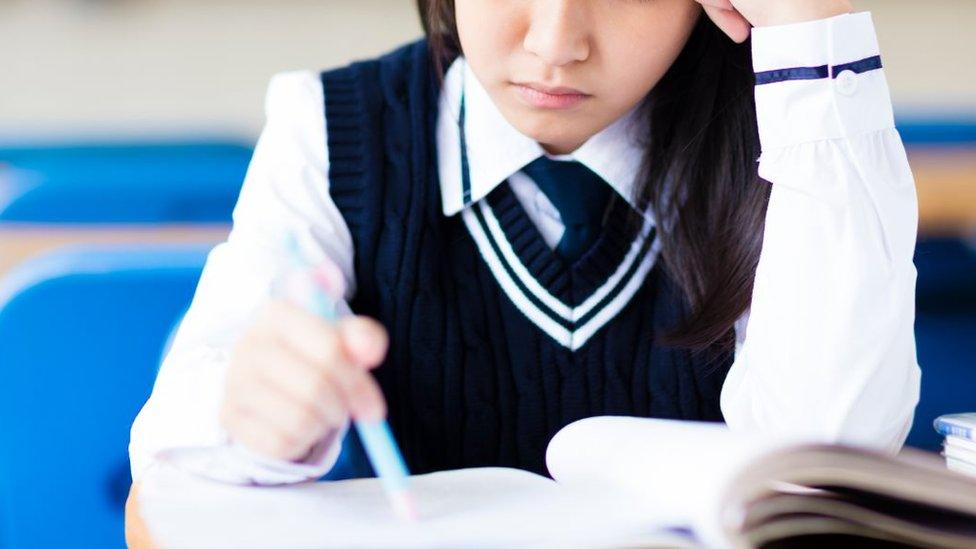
left=131, top=0, right=920, bottom=484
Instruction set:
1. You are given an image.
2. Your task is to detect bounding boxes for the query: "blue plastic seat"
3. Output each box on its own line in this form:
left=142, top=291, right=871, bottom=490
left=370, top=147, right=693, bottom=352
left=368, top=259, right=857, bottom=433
left=0, top=141, right=252, bottom=223
left=908, top=238, right=976, bottom=450
left=0, top=244, right=210, bottom=548
left=897, top=118, right=976, bottom=146
left=896, top=119, right=976, bottom=450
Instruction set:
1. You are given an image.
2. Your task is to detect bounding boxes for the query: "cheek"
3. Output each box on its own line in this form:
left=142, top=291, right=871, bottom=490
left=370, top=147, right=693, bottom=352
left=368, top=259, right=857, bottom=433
left=599, top=9, right=700, bottom=107
left=455, top=1, right=524, bottom=74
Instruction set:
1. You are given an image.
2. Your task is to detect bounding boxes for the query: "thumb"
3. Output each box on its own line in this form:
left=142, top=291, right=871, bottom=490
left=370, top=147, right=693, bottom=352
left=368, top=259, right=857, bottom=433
left=701, top=4, right=752, bottom=44
left=337, top=316, right=389, bottom=369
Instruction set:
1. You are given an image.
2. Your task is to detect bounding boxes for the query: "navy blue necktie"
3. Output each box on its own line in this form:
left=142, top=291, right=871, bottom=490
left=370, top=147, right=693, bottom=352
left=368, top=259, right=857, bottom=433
left=521, top=157, right=612, bottom=262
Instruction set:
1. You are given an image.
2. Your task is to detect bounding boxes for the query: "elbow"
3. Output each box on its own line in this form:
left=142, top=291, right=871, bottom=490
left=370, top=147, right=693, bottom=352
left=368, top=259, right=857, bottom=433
left=810, top=360, right=922, bottom=455
left=722, top=361, right=922, bottom=455
left=835, top=361, right=922, bottom=455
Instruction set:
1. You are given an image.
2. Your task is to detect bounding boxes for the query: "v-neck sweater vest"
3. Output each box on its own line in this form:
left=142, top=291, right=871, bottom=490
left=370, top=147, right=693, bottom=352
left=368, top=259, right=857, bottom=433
left=320, top=39, right=733, bottom=476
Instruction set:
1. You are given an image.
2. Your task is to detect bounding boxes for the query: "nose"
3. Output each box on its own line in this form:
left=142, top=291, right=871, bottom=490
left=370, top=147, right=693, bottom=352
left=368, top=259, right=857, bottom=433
left=522, top=0, right=591, bottom=67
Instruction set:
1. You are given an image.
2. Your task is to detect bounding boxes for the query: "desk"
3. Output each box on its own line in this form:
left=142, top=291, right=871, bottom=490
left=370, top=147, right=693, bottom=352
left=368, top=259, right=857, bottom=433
left=126, top=483, right=155, bottom=549
left=0, top=149, right=972, bottom=276
left=911, top=148, right=976, bottom=235
left=0, top=224, right=229, bottom=278
left=123, top=150, right=975, bottom=549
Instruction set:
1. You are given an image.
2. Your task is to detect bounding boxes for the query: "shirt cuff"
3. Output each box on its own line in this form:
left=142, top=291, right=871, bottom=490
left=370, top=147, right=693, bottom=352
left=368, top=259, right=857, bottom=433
left=751, top=11, right=896, bottom=150
left=230, top=423, right=348, bottom=484
left=155, top=424, right=348, bottom=486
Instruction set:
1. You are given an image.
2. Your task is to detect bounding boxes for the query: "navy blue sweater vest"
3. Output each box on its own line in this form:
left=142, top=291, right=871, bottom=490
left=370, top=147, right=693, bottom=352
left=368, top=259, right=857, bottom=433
left=319, top=39, right=732, bottom=476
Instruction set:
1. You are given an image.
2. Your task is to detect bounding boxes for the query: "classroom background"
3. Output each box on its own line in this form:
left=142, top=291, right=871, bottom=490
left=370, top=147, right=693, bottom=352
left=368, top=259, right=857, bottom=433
left=0, top=1, right=973, bottom=547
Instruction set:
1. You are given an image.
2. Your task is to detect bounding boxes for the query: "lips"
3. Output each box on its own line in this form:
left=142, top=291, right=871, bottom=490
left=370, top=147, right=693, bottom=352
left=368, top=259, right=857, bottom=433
left=512, top=82, right=590, bottom=109
left=516, top=82, right=587, bottom=96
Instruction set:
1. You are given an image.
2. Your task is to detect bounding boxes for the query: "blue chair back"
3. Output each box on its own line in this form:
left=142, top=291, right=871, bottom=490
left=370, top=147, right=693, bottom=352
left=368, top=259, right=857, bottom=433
left=0, top=141, right=251, bottom=223
left=898, top=117, right=976, bottom=147
left=0, top=244, right=210, bottom=548
left=909, top=238, right=976, bottom=450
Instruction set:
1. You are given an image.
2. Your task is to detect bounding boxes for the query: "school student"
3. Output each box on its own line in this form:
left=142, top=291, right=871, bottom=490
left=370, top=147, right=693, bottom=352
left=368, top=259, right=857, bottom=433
left=130, top=0, right=921, bottom=485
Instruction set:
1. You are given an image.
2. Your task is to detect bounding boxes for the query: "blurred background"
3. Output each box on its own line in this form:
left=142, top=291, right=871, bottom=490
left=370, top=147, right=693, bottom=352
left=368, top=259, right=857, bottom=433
left=0, top=0, right=973, bottom=547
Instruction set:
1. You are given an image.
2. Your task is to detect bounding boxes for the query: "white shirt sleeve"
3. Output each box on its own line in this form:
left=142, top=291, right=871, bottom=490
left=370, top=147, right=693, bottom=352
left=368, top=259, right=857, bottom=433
left=129, top=70, right=357, bottom=485
left=722, top=11, right=922, bottom=454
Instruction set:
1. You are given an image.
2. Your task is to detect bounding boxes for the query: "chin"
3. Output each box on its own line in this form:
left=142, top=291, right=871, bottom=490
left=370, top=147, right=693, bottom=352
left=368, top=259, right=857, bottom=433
left=510, top=111, right=579, bottom=148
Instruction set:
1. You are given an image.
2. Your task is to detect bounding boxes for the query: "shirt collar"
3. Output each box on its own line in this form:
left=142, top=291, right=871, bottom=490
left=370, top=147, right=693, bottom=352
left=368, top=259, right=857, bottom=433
left=436, top=57, right=650, bottom=221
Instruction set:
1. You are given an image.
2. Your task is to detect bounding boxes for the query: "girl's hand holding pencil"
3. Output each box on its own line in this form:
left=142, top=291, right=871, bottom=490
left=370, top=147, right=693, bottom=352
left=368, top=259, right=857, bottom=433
left=218, top=243, right=389, bottom=465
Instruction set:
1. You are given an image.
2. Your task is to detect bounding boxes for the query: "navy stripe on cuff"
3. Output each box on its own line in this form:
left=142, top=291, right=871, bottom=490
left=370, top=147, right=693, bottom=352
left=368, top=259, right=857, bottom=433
left=832, top=55, right=883, bottom=77
left=755, top=55, right=882, bottom=86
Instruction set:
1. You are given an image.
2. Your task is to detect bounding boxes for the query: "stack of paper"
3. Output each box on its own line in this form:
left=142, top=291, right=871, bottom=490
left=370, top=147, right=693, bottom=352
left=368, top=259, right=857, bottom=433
left=935, top=413, right=976, bottom=477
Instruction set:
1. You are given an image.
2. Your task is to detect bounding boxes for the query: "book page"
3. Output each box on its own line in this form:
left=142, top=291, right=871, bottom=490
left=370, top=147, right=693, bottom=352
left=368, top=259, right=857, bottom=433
left=545, top=416, right=799, bottom=545
left=138, top=461, right=677, bottom=548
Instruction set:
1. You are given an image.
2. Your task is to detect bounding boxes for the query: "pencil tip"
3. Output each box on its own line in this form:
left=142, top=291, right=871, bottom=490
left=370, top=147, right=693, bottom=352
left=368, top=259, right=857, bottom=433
left=391, top=491, right=420, bottom=522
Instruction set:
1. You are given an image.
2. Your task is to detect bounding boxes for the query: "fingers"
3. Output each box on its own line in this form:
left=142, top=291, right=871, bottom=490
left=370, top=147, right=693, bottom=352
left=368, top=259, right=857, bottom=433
left=227, top=368, right=331, bottom=457
left=265, top=301, right=388, bottom=369
left=695, top=0, right=736, bottom=8
left=696, top=2, right=752, bottom=44
left=326, top=359, right=388, bottom=421
left=263, top=308, right=388, bottom=419
left=263, top=301, right=344, bottom=365
left=336, top=315, right=389, bottom=369
left=222, top=301, right=392, bottom=462
left=250, top=345, right=349, bottom=428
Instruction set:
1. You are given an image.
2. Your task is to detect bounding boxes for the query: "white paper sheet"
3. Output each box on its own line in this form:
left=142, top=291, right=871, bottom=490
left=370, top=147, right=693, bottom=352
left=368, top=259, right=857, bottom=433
left=138, top=462, right=687, bottom=548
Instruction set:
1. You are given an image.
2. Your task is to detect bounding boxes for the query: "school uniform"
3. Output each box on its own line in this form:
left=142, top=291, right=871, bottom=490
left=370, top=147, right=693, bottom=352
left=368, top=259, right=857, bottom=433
left=130, top=11, right=921, bottom=485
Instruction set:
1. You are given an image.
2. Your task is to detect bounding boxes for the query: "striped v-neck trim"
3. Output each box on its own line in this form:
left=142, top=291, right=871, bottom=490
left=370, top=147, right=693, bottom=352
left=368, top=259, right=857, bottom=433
left=461, top=181, right=659, bottom=351
left=487, top=182, right=638, bottom=306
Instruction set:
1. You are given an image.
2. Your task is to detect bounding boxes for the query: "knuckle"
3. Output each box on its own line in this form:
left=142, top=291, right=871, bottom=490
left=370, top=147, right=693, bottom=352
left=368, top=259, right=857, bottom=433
left=295, top=326, right=340, bottom=366
left=306, top=372, right=333, bottom=402
left=293, top=405, right=321, bottom=434
left=323, top=404, right=349, bottom=429
left=268, top=432, right=298, bottom=458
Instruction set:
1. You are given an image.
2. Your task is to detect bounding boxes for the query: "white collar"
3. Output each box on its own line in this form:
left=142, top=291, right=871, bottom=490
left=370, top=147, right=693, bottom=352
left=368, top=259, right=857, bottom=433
left=436, top=57, right=650, bottom=220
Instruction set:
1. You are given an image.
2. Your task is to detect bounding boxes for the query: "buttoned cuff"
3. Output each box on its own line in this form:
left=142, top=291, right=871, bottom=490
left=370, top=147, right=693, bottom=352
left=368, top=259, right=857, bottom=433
left=751, top=11, right=896, bottom=150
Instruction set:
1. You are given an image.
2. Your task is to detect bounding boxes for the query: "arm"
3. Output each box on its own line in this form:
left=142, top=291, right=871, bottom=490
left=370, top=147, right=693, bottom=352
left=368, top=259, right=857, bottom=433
left=129, top=70, right=358, bottom=484
left=722, top=11, right=921, bottom=453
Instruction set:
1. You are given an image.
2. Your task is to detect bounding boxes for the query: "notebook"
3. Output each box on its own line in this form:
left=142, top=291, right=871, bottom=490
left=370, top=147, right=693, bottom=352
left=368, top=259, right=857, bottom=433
left=936, top=413, right=976, bottom=479
left=137, top=417, right=976, bottom=548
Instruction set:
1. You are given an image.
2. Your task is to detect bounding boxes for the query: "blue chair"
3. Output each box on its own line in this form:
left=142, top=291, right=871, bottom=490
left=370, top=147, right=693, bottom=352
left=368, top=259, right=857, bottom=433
left=0, top=244, right=210, bottom=548
left=897, top=117, right=976, bottom=450
left=909, top=238, right=976, bottom=450
left=897, top=117, right=976, bottom=147
left=0, top=141, right=252, bottom=223
left=320, top=429, right=375, bottom=482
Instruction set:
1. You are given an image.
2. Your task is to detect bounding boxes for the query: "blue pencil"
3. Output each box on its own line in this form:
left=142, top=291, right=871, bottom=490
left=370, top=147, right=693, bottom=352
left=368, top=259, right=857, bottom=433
left=284, top=235, right=418, bottom=521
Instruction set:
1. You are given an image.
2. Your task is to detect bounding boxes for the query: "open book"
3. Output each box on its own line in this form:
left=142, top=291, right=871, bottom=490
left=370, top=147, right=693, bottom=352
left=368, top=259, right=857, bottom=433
left=137, top=417, right=976, bottom=548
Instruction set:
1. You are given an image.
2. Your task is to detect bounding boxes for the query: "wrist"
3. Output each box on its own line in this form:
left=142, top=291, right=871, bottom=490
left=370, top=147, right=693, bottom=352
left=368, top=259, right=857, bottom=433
left=754, top=0, right=854, bottom=27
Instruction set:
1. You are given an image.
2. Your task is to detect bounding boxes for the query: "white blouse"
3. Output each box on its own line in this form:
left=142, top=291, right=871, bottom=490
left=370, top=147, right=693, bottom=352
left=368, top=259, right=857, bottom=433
left=130, top=11, right=921, bottom=486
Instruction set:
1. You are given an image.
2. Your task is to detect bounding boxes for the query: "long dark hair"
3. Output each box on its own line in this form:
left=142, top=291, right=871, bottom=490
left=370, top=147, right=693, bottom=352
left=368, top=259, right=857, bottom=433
left=417, top=0, right=770, bottom=352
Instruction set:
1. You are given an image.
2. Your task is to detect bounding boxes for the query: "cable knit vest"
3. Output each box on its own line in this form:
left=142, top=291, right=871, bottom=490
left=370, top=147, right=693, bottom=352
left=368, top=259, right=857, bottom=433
left=319, top=39, right=732, bottom=476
